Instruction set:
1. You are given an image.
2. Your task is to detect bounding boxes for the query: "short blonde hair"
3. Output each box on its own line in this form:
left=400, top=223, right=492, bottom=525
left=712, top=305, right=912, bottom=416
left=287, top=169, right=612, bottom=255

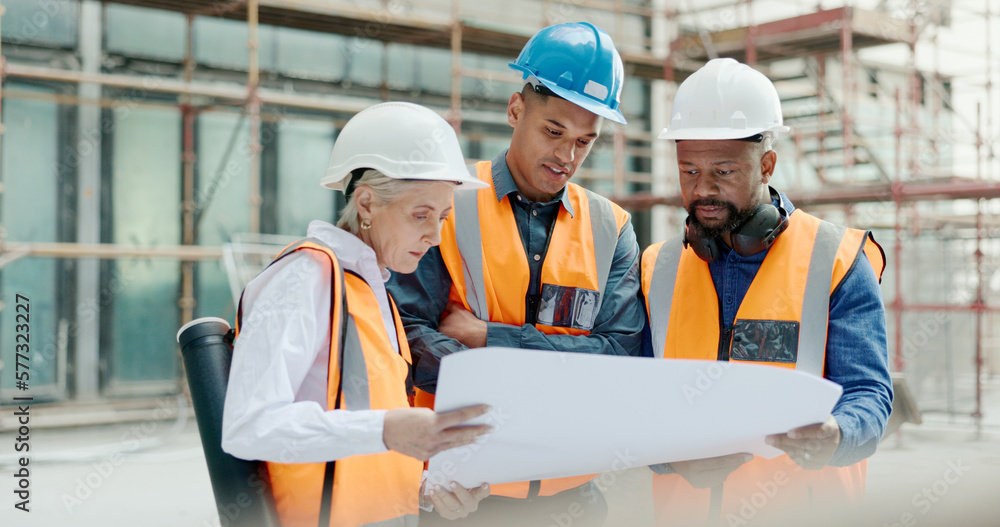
left=336, top=169, right=423, bottom=234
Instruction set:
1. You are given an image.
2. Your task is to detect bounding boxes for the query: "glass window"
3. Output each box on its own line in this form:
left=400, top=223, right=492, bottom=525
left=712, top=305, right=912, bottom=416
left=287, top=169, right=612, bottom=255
left=105, top=107, right=182, bottom=389
left=620, top=78, right=649, bottom=122
left=0, top=85, right=61, bottom=397
left=275, top=27, right=346, bottom=81
left=276, top=117, right=336, bottom=236
left=416, top=47, right=452, bottom=94
left=387, top=43, right=417, bottom=90
left=106, top=4, right=186, bottom=61
left=194, top=17, right=276, bottom=71
left=0, top=0, right=77, bottom=48
left=196, top=111, right=251, bottom=321
left=344, top=37, right=384, bottom=87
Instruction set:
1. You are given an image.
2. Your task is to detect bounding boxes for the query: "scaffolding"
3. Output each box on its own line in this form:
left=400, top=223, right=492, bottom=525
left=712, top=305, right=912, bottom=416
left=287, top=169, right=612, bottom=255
left=0, top=0, right=996, bottom=428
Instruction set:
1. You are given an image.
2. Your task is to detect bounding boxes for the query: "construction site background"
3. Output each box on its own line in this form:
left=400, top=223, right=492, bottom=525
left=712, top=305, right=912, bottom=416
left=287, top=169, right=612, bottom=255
left=0, top=0, right=997, bottom=525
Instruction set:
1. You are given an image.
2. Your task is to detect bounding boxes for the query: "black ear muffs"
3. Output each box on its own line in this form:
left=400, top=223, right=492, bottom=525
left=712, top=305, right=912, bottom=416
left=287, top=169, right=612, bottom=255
left=684, top=189, right=790, bottom=262
left=730, top=203, right=788, bottom=257
left=684, top=216, right=725, bottom=263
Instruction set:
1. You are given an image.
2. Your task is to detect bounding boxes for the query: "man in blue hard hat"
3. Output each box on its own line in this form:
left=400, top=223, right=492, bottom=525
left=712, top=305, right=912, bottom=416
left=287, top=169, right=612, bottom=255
left=387, top=22, right=646, bottom=526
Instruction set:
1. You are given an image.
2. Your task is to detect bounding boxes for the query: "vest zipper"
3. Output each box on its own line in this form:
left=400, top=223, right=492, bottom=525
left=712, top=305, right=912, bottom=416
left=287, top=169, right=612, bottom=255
left=717, top=326, right=732, bottom=362
left=717, top=293, right=731, bottom=361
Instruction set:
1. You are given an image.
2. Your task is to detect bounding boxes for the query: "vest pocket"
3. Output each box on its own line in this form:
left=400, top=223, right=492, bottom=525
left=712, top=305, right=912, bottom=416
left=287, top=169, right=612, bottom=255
left=730, top=319, right=799, bottom=364
left=536, top=284, right=601, bottom=331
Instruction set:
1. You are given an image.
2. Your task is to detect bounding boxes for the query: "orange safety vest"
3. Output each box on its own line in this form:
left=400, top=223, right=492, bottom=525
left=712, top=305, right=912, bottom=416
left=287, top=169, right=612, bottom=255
left=420, top=160, right=630, bottom=499
left=640, top=210, right=885, bottom=525
left=236, top=239, right=422, bottom=527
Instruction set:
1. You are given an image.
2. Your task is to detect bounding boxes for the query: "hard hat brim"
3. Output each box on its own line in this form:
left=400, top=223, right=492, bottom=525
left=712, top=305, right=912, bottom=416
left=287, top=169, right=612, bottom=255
left=658, top=125, right=790, bottom=141
left=320, top=162, right=489, bottom=191
left=530, top=77, right=627, bottom=125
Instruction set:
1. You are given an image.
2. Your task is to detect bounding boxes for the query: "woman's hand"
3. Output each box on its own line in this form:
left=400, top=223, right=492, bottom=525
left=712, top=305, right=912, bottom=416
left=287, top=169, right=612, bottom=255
left=428, top=482, right=490, bottom=520
left=383, top=405, right=492, bottom=461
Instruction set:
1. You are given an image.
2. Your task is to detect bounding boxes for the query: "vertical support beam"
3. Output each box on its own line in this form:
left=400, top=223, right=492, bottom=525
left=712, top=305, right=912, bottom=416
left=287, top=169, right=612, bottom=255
left=247, top=0, right=259, bottom=89
left=613, top=128, right=625, bottom=197
left=650, top=0, right=675, bottom=243
left=0, top=2, right=6, bottom=171
left=974, top=103, right=984, bottom=437
left=612, top=0, right=626, bottom=197
left=75, top=0, right=103, bottom=399
left=816, top=56, right=827, bottom=184
left=180, top=14, right=197, bottom=326
left=744, top=0, right=756, bottom=66
left=987, top=0, right=995, bottom=181
left=907, top=22, right=920, bottom=180
left=247, top=0, right=262, bottom=235
left=0, top=4, right=6, bottom=386
left=448, top=0, right=462, bottom=134
left=840, top=11, right=854, bottom=182
left=892, top=88, right=904, bottom=374
left=931, top=11, right=941, bottom=174
left=615, top=0, right=624, bottom=45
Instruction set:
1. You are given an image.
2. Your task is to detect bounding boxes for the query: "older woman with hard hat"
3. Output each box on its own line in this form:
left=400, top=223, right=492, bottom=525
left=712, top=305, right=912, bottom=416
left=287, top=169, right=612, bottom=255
left=222, top=102, right=493, bottom=527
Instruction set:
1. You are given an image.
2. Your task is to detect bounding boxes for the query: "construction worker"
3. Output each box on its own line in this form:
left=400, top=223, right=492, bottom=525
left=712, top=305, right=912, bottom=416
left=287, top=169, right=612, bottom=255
left=222, top=102, right=497, bottom=526
left=641, top=58, right=893, bottom=525
left=387, top=22, right=646, bottom=526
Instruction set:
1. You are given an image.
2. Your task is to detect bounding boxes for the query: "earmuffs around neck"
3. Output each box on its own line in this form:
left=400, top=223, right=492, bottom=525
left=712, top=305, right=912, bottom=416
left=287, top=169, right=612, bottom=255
left=683, top=188, right=790, bottom=262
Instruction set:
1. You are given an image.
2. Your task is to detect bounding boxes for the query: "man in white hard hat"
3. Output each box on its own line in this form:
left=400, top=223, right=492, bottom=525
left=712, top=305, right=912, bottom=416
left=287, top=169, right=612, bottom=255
left=641, top=58, right=893, bottom=525
left=387, top=22, right=646, bottom=526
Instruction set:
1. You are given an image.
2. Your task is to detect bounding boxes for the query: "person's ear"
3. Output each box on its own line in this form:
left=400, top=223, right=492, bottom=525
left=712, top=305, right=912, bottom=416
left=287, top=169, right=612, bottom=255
left=354, top=186, right=377, bottom=221
left=507, top=92, right=525, bottom=128
left=760, top=150, right=777, bottom=184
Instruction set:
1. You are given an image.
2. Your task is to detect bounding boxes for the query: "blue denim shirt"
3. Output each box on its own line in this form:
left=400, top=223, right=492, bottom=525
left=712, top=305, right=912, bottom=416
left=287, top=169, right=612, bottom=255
left=387, top=150, right=647, bottom=394
left=643, top=194, right=892, bottom=467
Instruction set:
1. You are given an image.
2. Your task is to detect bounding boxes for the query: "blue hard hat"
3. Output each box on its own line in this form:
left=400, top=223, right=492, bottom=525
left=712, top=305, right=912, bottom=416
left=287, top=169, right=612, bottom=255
left=509, top=22, right=627, bottom=124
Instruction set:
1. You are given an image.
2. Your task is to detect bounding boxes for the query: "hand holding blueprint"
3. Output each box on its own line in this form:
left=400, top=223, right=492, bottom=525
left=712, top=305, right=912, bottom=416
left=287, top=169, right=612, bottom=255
left=426, top=348, right=842, bottom=488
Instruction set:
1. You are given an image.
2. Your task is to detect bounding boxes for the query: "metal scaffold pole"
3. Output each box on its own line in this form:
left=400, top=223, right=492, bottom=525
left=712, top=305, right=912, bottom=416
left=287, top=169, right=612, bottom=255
left=247, top=0, right=262, bottom=235
left=975, top=102, right=985, bottom=436
left=180, top=14, right=197, bottom=326
left=893, top=88, right=905, bottom=374
left=449, top=0, right=463, bottom=134
left=840, top=9, right=854, bottom=182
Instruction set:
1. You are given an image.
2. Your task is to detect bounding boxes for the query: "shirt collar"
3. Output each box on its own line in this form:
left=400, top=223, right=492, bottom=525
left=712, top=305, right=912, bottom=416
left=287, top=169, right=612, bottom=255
left=773, top=187, right=796, bottom=215
left=490, top=149, right=575, bottom=217
left=305, top=220, right=391, bottom=282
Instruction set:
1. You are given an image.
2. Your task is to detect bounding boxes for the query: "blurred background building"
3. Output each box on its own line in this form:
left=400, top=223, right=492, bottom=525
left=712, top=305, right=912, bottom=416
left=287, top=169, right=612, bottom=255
left=0, top=0, right=997, bottom=434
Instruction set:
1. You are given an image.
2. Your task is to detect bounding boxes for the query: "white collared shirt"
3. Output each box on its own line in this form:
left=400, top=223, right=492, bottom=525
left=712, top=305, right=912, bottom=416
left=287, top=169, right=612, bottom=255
left=221, top=220, right=397, bottom=463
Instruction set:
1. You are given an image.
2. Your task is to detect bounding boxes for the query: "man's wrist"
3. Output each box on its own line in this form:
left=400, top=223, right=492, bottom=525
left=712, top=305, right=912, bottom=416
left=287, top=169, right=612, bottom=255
left=484, top=321, right=518, bottom=347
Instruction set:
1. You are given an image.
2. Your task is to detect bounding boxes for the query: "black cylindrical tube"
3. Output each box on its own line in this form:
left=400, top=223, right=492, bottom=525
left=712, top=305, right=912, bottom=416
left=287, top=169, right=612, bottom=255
left=177, top=317, right=277, bottom=527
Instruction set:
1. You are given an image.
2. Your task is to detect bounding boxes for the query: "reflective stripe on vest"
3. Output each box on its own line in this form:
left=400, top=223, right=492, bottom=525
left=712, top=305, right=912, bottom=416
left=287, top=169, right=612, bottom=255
left=239, top=239, right=421, bottom=527
left=640, top=211, right=884, bottom=516
left=449, top=160, right=627, bottom=330
left=433, top=161, right=629, bottom=498
left=641, top=210, right=882, bottom=374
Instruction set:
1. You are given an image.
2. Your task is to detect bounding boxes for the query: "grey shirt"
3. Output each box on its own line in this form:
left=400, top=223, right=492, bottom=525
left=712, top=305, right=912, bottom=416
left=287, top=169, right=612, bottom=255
left=386, top=150, right=647, bottom=394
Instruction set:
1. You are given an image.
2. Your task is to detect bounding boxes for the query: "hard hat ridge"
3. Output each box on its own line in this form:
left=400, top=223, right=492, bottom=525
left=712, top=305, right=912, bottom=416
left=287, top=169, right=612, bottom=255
left=320, top=102, right=487, bottom=191
left=659, top=58, right=790, bottom=141
left=509, top=22, right=627, bottom=124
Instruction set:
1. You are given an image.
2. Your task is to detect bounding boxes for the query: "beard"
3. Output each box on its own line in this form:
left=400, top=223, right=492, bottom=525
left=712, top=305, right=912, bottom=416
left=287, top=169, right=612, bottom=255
left=687, top=198, right=758, bottom=239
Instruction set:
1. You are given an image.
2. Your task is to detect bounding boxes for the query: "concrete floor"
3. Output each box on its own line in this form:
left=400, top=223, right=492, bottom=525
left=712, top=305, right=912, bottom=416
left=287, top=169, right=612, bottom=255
left=2, top=380, right=998, bottom=527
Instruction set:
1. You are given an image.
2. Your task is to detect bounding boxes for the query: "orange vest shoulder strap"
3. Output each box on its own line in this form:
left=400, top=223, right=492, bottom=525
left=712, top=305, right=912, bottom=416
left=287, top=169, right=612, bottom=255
left=641, top=236, right=685, bottom=359
left=572, top=183, right=630, bottom=309
left=235, top=238, right=346, bottom=345
left=833, top=229, right=886, bottom=288
left=439, top=162, right=493, bottom=318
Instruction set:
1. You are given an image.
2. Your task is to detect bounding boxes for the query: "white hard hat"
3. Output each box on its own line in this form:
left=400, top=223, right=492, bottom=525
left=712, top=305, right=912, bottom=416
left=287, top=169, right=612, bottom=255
left=321, top=102, right=487, bottom=190
left=659, top=58, right=790, bottom=141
